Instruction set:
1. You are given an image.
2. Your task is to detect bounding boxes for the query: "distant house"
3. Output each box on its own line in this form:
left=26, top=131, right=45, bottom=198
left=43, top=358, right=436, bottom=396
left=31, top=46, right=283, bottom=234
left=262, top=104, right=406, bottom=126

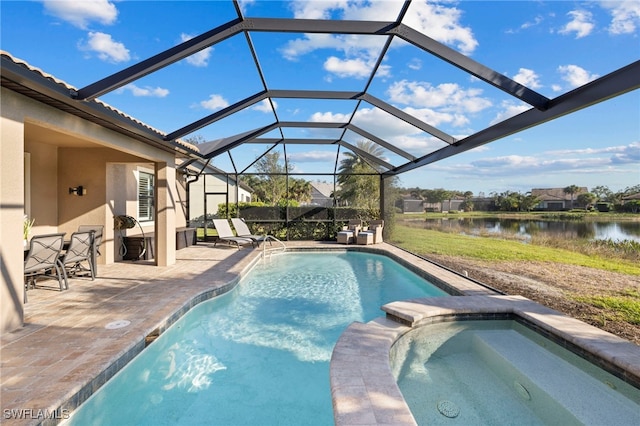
left=308, top=181, right=335, bottom=207
left=402, top=198, right=425, bottom=213
left=441, top=197, right=466, bottom=212
left=622, top=192, right=640, bottom=202
left=622, top=192, right=640, bottom=213
left=531, top=187, right=588, bottom=210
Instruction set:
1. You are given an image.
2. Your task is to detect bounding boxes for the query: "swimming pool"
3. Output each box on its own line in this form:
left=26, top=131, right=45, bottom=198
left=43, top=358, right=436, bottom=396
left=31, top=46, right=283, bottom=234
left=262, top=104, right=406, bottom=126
left=391, top=320, right=640, bottom=425
left=64, top=251, right=448, bottom=425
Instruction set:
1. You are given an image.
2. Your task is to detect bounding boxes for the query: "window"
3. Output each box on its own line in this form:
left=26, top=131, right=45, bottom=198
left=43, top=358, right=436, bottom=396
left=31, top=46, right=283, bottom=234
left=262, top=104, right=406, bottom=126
left=138, top=171, right=154, bottom=221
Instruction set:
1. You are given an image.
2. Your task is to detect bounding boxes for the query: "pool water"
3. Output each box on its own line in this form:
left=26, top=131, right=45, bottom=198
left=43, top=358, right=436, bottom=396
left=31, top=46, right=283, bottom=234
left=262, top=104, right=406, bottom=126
left=65, top=251, right=447, bottom=425
left=391, top=320, right=640, bottom=425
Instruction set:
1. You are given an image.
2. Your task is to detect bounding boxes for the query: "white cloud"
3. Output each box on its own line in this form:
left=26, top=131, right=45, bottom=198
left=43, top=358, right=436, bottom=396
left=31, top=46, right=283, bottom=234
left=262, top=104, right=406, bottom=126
left=520, top=15, right=544, bottom=31
left=402, top=1, right=478, bottom=54
left=289, top=0, right=400, bottom=21
left=287, top=150, right=337, bottom=163
left=559, top=10, right=595, bottom=38
left=557, top=64, right=599, bottom=88
left=548, top=142, right=640, bottom=165
left=439, top=142, right=640, bottom=181
left=180, top=33, right=212, bottom=67
left=280, top=0, right=478, bottom=81
left=253, top=99, right=277, bottom=113
left=237, top=0, right=256, bottom=16
left=512, top=68, right=542, bottom=89
left=323, top=56, right=390, bottom=79
left=408, top=58, right=422, bottom=70
left=601, top=0, right=640, bottom=35
left=489, top=100, right=530, bottom=125
left=403, top=106, right=468, bottom=128
left=310, top=111, right=350, bottom=122
left=121, top=84, right=169, bottom=98
left=310, top=107, right=444, bottom=155
left=43, top=0, right=118, bottom=29
left=464, top=154, right=612, bottom=177
left=200, top=94, right=229, bottom=111
left=610, top=141, right=640, bottom=164
left=387, top=80, right=492, bottom=115
left=81, top=32, right=130, bottom=62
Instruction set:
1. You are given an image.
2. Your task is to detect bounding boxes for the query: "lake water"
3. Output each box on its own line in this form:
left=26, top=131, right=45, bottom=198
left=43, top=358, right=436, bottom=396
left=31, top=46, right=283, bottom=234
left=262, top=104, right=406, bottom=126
left=415, top=217, right=640, bottom=242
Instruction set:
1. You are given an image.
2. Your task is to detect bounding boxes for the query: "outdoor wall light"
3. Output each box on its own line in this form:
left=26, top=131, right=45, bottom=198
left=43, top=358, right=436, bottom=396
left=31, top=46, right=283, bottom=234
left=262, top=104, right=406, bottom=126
left=69, top=186, right=86, bottom=196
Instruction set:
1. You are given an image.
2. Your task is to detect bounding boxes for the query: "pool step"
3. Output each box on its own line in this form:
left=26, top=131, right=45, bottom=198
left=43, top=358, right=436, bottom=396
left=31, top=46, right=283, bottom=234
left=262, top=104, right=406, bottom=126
left=471, top=330, right=640, bottom=425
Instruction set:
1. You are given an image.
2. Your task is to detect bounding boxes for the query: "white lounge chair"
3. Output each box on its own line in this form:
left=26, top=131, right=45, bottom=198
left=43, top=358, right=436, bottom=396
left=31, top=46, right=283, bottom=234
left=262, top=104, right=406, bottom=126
left=212, top=219, right=255, bottom=249
left=230, top=218, right=269, bottom=246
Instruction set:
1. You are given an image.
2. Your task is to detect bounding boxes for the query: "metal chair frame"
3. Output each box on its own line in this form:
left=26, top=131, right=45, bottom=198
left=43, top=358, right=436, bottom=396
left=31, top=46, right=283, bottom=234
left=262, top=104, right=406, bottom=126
left=24, top=233, right=66, bottom=302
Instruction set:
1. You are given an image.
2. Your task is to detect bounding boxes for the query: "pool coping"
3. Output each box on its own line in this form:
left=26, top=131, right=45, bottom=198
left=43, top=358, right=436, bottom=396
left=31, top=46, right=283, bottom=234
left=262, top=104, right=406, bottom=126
left=329, top=295, right=640, bottom=426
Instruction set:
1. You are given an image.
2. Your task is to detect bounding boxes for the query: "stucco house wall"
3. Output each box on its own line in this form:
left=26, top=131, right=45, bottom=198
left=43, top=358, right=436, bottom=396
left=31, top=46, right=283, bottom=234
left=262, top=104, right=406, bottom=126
left=1, top=86, right=186, bottom=334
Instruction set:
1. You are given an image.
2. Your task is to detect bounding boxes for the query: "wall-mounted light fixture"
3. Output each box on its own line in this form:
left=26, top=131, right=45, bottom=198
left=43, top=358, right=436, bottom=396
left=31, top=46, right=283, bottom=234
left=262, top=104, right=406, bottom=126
left=69, top=186, right=86, bottom=196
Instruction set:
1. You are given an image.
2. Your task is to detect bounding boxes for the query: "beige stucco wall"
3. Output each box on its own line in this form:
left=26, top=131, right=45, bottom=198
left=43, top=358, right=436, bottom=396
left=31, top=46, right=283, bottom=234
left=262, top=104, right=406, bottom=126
left=1, top=87, right=186, bottom=334
left=1, top=88, right=27, bottom=333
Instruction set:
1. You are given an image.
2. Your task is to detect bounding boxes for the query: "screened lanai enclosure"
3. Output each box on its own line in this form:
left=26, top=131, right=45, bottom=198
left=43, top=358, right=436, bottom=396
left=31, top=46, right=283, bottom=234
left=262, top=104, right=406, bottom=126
left=10, top=0, right=639, bottom=241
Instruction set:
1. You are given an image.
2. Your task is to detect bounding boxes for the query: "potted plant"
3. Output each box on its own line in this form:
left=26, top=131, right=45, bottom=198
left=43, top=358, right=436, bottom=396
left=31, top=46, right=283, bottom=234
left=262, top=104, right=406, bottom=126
left=23, top=215, right=34, bottom=247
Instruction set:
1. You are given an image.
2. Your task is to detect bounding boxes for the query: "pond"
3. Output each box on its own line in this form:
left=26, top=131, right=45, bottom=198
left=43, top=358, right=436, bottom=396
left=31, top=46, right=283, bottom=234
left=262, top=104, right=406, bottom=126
left=414, top=217, right=640, bottom=242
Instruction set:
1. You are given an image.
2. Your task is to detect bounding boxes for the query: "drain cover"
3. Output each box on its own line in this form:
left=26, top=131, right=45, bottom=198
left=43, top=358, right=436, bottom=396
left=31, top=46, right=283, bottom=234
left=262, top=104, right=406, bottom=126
left=105, top=320, right=131, bottom=329
left=437, top=400, right=460, bottom=418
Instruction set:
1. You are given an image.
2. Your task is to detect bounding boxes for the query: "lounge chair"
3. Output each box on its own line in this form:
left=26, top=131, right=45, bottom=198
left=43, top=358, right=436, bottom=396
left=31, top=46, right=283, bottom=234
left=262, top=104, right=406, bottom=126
left=212, top=219, right=255, bottom=249
left=357, top=220, right=384, bottom=245
left=24, top=233, right=66, bottom=302
left=230, top=218, right=270, bottom=246
left=78, top=225, right=103, bottom=276
left=60, top=230, right=95, bottom=286
left=337, top=219, right=362, bottom=244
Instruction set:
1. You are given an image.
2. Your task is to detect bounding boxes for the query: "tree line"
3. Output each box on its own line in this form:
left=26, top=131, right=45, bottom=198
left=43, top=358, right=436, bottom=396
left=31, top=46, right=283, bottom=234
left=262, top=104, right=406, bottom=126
left=398, top=184, right=640, bottom=212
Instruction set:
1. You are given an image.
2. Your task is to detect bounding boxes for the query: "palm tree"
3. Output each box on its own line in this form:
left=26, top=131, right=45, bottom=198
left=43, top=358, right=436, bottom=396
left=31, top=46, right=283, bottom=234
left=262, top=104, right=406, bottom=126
left=335, top=141, right=385, bottom=209
left=563, top=185, right=581, bottom=209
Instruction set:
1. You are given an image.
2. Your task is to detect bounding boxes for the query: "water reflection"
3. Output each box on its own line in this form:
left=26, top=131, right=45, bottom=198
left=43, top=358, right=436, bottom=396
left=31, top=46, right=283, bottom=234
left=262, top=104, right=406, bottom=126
left=418, top=218, right=640, bottom=242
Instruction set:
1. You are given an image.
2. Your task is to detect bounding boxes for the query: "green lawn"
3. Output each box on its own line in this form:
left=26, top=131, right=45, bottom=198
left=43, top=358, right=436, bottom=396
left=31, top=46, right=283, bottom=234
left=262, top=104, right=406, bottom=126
left=390, top=224, right=640, bottom=276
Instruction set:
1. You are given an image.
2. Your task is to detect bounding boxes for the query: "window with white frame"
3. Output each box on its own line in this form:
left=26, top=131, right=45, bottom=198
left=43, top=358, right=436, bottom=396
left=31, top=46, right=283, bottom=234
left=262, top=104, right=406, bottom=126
left=138, top=170, right=154, bottom=222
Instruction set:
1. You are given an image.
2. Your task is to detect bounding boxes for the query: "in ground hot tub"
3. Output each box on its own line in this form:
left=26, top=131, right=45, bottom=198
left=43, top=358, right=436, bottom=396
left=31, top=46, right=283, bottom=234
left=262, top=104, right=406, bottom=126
left=329, top=295, right=640, bottom=426
left=390, top=319, right=640, bottom=425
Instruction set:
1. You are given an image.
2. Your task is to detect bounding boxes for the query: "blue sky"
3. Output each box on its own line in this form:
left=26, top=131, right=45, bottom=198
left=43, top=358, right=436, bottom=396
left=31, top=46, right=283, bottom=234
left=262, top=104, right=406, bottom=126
left=2, top=0, right=639, bottom=195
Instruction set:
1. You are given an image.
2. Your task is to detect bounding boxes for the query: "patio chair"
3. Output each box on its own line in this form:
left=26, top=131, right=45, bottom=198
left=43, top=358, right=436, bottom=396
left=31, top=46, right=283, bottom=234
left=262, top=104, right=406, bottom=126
left=337, top=219, right=362, bottom=244
left=357, top=220, right=384, bottom=245
left=78, top=225, right=103, bottom=256
left=78, top=225, right=103, bottom=276
left=60, top=231, right=95, bottom=286
left=230, top=218, right=270, bottom=247
left=212, top=219, right=255, bottom=249
left=24, top=233, right=66, bottom=302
